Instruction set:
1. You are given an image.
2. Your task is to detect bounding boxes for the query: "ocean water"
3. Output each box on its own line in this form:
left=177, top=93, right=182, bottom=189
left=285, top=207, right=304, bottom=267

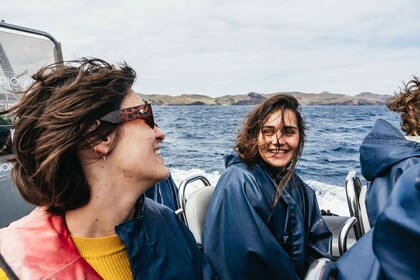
left=154, top=105, right=401, bottom=215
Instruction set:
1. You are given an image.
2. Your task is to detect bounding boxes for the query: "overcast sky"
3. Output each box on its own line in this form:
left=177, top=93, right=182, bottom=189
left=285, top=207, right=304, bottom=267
left=3, top=0, right=420, bottom=97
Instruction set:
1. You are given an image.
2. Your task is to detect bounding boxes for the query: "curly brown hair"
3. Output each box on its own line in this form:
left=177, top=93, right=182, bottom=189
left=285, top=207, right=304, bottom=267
left=0, top=58, right=136, bottom=214
left=234, top=94, right=306, bottom=207
left=387, top=76, right=420, bottom=136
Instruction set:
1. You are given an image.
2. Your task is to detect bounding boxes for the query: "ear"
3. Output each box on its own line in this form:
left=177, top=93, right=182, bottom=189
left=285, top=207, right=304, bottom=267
left=87, top=120, right=115, bottom=155
left=94, top=133, right=115, bottom=156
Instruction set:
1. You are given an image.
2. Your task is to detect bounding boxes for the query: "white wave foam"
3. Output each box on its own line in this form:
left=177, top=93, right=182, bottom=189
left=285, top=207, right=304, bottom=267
left=170, top=169, right=349, bottom=216
left=305, top=180, right=349, bottom=216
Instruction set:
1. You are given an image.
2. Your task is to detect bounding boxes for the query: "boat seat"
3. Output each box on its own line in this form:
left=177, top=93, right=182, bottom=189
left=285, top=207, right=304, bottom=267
left=323, top=215, right=356, bottom=260
left=345, top=170, right=370, bottom=240
left=184, top=185, right=215, bottom=245
left=176, top=174, right=214, bottom=245
left=304, top=257, right=334, bottom=280
left=358, top=184, right=371, bottom=232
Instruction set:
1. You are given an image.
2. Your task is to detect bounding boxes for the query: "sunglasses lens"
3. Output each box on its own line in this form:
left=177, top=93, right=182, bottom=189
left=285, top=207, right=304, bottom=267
left=143, top=104, right=155, bottom=129
left=145, top=116, right=155, bottom=129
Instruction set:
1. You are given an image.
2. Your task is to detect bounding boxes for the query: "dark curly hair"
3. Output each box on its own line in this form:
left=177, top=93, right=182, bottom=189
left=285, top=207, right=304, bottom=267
left=386, top=76, right=420, bottom=136
left=234, top=94, right=306, bottom=207
left=0, top=58, right=136, bottom=214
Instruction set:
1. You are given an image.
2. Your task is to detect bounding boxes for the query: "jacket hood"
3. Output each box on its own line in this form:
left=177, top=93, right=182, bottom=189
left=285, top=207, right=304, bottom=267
left=224, top=152, right=242, bottom=168
left=360, top=119, right=420, bottom=180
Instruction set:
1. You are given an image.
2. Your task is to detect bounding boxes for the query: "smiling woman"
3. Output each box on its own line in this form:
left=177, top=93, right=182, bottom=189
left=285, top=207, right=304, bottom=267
left=0, top=58, right=213, bottom=280
left=202, top=94, right=332, bottom=280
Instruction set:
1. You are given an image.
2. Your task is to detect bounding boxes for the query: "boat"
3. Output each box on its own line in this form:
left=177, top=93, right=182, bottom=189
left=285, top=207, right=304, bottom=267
left=0, top=21, right=63, bottom=228
left=0, top=21, right=371, bottom=279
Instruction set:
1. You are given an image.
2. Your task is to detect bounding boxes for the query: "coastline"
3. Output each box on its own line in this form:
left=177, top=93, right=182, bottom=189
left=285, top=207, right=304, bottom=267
left=140, top=91, right=391, bottom=106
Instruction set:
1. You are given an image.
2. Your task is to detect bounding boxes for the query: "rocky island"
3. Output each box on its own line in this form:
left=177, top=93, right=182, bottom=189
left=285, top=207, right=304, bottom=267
left=140, top=91, right=392, bottom=106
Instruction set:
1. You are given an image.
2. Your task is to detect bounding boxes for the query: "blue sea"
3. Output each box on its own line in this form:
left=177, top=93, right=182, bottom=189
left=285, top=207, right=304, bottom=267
left=154, top=105, right=401, bottom=215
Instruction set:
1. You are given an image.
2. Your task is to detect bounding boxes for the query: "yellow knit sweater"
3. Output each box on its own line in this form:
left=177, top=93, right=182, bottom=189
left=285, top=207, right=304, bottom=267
left=0, top=269, right=8, bottom=280
left=72, top=234, right=132, bottom=280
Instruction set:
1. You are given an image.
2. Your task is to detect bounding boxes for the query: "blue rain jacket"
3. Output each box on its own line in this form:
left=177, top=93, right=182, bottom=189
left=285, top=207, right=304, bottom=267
left=145, top=174, right=180, bottom=211
left=116, top=196, right=214, bottom=280
left=202, top=153, right=332, bottom=280
left=335, top=164, right=420, bottom=280
left=360, top=119, right=420, bottom=226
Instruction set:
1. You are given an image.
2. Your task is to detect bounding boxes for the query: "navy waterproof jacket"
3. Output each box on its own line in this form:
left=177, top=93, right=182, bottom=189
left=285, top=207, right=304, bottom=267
left=335, top=164, right=420, bottom=280
left=360, top=119, right=420, bottom=226
left=116, top=196, right=214, bottom=279
left=202, top=153, right=332, bottom=280
left=145, top=174, right=180, bottom=211
left=332, top=119, right=420, bottom=280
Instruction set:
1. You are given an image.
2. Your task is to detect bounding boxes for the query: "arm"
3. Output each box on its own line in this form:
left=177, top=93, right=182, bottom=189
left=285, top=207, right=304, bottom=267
left=373, top=165, right=420, bottom=280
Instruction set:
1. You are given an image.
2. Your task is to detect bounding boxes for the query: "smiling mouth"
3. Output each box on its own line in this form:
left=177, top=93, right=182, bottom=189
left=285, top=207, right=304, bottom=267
left=154, top=148, right=161, bottom=157
left=268, top=149, right=288, bottom=155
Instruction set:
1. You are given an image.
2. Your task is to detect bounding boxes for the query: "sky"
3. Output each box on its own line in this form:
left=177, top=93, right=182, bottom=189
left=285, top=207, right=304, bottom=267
left=2, top=0, right=420, bottom=97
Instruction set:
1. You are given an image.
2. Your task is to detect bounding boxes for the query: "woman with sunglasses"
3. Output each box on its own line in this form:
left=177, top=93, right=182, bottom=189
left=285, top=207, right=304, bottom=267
left=202, top=94, right=332, bottom=279
left=0, top=58, right=213, bottom=280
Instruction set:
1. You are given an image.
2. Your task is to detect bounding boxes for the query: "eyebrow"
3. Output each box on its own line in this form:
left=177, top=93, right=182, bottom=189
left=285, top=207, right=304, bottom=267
left=283, top=125, right=298, bottom=130
left=262, top=125, right=298, bottom=130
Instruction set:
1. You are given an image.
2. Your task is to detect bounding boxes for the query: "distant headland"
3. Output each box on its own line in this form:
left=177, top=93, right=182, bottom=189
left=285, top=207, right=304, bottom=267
left=139, top=91, right=392, bottom=106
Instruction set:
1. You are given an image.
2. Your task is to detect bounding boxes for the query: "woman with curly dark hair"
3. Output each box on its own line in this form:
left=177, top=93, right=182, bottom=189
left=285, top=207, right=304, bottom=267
left=361, top=76, right=420, bottom=227
left=332, top=77, right=420, bottom=280
left=0, top=58, right=213, bottom=280
left=203, top=94, right=332, bottom=280
left=386, top=76, right=420, bottom=136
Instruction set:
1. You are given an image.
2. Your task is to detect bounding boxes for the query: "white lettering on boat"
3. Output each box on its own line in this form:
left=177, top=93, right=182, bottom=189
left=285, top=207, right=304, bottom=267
left=0, top=163, right=13, bottom=172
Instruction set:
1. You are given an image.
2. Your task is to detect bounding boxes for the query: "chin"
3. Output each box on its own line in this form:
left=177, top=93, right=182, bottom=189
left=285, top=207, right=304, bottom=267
left=157, top=166, right=170, bottom=181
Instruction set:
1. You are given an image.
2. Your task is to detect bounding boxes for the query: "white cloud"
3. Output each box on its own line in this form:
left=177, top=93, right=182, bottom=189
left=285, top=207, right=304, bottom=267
left=2, top=0, right=420, bottom=96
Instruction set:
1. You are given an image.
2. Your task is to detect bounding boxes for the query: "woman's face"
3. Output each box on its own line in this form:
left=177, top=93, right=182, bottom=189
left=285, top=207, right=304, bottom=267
left=257, top=109, right=300, bottom=171
left=109, top=91, right=169, bottom=186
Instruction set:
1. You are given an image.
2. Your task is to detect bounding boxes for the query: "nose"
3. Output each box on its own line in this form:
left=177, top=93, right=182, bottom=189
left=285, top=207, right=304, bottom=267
left=154, top=125, right=165, bottom=142
left=272, top=131, right=285, bottom=145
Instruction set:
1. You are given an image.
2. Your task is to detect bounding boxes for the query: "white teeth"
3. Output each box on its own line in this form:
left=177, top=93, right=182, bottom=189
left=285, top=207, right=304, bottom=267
left=155, top=149, right=161, bottom=156
left=270, top=149, right=286, bottom=154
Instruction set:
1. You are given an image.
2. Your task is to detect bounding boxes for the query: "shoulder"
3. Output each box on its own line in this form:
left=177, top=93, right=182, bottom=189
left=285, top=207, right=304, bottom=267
left=212, top=161, right=278, bottom=213
left=142, top=198, right=186, bottom=231
left=0, top=208, right=98, bottom=279
left=221, top=160, right=268, bottom=185
left=293, top=174, right=315, bottom=194
left=0, top=207, right=67, bottom=248
left=216, top=161, right=271, bottom=196
left=285, top=174, right=318, bottom=203
left=1, top=207, right=53, bottom=233
left=143, top=197, right=177, bottom=221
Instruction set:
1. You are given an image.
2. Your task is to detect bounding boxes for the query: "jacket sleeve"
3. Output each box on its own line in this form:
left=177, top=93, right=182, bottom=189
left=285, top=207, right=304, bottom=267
left=202, top=166, right=299, bottom=280
left=373, top=165, right=420, bottom=280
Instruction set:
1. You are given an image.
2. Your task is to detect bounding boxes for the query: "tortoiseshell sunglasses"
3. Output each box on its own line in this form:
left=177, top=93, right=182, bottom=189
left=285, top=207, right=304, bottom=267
left=100, top=101, right=155, bottom=129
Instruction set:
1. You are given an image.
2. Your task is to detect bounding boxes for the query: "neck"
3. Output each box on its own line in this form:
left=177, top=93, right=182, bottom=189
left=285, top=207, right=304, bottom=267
left=66, top=160, right=149, bottom=237
left=65, top=194, right=138, bottom=237
left=69, top=149, right=159, bottom=237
